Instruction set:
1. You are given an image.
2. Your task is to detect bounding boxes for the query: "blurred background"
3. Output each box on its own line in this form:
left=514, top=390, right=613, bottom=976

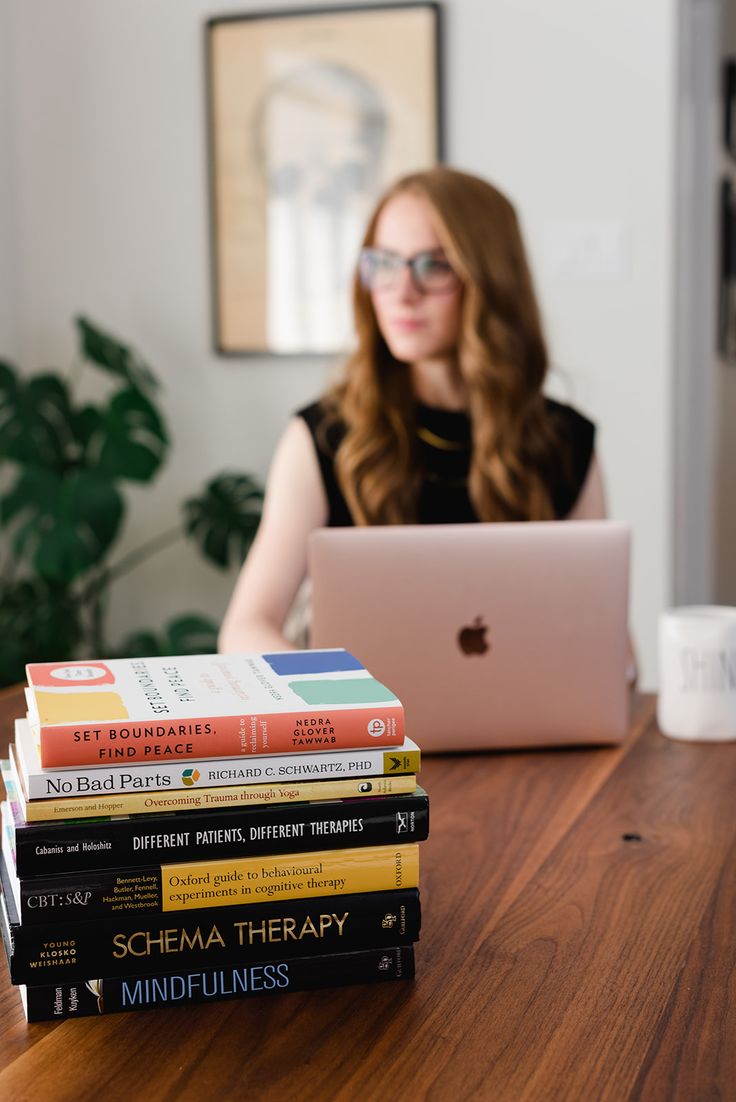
left=0, top=0, right=734, bottom=689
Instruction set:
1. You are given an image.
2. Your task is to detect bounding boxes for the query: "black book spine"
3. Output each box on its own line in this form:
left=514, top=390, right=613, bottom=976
left=19, top=946, right=415, bottom=1021
left=12, top=789, right=429, bottom=875
left=3, top=879, right=421, bottom=985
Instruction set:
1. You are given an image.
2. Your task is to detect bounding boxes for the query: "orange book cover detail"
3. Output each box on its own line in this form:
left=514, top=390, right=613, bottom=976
left=25, top=652, right=405, bottom=768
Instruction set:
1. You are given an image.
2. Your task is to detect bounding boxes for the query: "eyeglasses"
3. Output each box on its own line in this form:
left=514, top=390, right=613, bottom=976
left=358, top=247, right=460, bottom=294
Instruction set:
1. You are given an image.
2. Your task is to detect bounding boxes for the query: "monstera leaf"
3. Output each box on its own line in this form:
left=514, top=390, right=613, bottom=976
left=0, top=363, right=77, bottom=470
left=86, top=388, right=169, bottom=482
left=76, top=316, right=158, bottom=394
left=0, top=318, right=263, bottom=688
left=1, top=467, right=124, bottom=582
left=183, top=473, right=263, bottom=568
left=115, top=614, right=219, bottom=659
left=0, top=578, right=84, bottom=686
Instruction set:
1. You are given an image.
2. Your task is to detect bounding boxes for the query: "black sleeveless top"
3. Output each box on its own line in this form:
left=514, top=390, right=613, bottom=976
left=297, top=397, right=595, bottom=526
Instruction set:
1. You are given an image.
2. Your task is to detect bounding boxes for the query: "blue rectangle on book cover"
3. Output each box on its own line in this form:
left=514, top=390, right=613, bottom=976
left=263, top=651, right=364, bottom=676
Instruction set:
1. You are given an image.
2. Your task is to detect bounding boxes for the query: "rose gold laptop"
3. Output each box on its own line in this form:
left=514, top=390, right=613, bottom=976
left=308, top=521, right=631, bottom=751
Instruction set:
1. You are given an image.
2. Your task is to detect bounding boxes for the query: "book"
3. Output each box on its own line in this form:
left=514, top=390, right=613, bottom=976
left=25, top=651, right=405, bottom=767
left=11, top=947, right=415, bottom=1021
left=6, top=745, right=417, bottom=822
left=13, top=717, right=421, bottom=800
left=0, top=851, right=419, bottom=983
left=2, top=785, right=429, bottom=876
left=2, top=831, right=420, bottom=923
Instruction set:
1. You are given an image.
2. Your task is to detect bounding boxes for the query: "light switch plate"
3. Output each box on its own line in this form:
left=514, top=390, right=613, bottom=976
left=541, top=219, right=630, bottom=280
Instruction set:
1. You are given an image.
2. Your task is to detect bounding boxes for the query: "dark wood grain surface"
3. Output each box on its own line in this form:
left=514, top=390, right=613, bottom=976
left=0, top=684, right=733, bottom=1102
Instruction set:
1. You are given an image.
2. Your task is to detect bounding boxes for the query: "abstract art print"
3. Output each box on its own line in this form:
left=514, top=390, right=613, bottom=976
left=206, top=3, right=442, bottom=355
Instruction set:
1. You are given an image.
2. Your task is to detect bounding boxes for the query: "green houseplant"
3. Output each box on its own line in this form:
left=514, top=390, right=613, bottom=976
left=0, top=317, right=263, bottom=687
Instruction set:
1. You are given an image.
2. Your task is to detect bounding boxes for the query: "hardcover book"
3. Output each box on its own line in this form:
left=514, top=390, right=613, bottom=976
left=6, top=747, right=417, bottom=822
left=13, top=946, right=415, bottom=1021
left=2, top=786, right=429, bottom=876
left=0, top=848, right=420, bottom=983
left=13, top=717, right=420, bottom=801
left=2, top=834, right=420, bottom=923
left=24, top=651, right=405, bottom=767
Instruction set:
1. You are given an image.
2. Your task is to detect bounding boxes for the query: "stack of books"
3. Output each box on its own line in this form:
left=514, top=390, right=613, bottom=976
left=0, top=649, right=428, bottom=1020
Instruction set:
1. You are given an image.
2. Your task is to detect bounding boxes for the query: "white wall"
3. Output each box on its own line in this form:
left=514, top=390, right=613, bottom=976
left=3, top=0, right=681, bottom=685
left=0, top=0, right=19, bottom=363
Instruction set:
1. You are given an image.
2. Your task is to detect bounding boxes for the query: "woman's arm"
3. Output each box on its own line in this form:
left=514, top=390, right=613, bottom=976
left=566, top=449, right=638, bottom=684
left=218, top=417, right=329, bottom=653
left=567, top=450, right=606, bottom=520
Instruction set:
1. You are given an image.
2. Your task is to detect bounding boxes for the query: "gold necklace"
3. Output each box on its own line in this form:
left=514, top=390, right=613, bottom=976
left=416, top=424, right=468, bottom=452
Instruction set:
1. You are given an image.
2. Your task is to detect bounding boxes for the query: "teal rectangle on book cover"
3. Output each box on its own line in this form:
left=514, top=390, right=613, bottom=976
left=289, top=678, right=397, bottom=706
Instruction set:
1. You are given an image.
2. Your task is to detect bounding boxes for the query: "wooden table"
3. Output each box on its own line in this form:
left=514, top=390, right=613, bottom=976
left=0, top=684, right=734, bottom=1102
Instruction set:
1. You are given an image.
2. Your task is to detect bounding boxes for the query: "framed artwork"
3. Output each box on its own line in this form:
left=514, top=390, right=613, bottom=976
left=723, top=59, right=736, bottom=160
left=206, top=3, right=443, bottom=355
left=719, top=177, right=736, bottom=362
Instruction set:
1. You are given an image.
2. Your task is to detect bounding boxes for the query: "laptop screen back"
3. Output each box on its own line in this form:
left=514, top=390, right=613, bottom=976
left=308, top=521, right=631, bottom=751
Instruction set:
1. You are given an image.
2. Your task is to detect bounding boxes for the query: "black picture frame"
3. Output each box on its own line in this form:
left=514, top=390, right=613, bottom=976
left=723, top=59, right=736, bottom=159
left=718, top=177, right=736, bottom=361
left=205, top=2, right=444, bottom=357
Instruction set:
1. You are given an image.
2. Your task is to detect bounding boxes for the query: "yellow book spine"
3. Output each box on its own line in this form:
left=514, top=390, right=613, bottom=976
left=161, top=844, right=419, bottom=912
left=22, top=775, right=417, bottom=822
left=382, top=748, right=421, bottom=773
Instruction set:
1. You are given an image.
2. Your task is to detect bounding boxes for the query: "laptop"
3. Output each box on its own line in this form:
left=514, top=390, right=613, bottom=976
left=308, top=521, right=631, bottom=752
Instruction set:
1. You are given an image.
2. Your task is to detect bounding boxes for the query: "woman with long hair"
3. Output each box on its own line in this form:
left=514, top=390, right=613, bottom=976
left=219, top=166, right=607, bottom=653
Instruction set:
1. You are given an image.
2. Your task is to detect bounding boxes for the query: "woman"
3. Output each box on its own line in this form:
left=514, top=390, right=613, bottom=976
left=219, top=166, right=607, bottom=654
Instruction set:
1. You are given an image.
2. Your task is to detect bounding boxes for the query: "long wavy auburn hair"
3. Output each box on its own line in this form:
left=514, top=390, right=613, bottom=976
left=323, top=166, right=566, bottom=524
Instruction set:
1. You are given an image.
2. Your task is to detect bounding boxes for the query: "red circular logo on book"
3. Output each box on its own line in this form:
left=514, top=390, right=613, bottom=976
left=29, top=662, right=116, bottom=687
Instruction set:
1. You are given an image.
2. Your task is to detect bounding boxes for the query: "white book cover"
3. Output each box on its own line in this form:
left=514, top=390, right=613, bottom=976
left=24, top=651, right=405, bottom=766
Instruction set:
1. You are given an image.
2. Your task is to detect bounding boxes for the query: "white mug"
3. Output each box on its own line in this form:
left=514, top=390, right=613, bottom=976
left=657, top=606, right=736, bottom=741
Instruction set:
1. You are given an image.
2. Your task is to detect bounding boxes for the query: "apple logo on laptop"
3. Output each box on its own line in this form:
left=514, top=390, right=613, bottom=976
left=458, top=616, right=490, bottom=656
